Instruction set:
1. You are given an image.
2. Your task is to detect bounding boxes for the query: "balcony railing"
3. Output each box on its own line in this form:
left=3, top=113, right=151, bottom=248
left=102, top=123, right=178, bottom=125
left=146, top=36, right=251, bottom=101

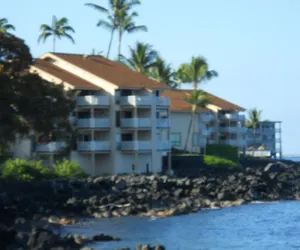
left=157, top=140, right=171, bottom=151
left=200, top=114, right=215, bottom=123
left=219, top=127, right=238, bottom=133
left=156, top=118, right=170, bottom=128
left=120, top=96, right=153, bottom=107
left=77, top=141, right=110, bottom=152
left=36, top=142, right=66, bottom=153
left=121, top=118, right=151, bottom=128
left=220, top=139, right=246, bottom=147
left=156, top=97, right=170, bottom=107
left=77, top=95, right=110, bottom=106
left=120, top=141, right=152, bottom=151
left=77, top=118, right=110, bottom=129
left=219, top=113, right=245, bottom=121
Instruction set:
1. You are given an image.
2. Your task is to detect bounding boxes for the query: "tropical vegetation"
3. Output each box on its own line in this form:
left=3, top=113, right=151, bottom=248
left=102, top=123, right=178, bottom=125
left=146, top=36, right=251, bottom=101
left=0, top=18, right=15, bottom=33
left=38, top=15, right=75, bottom=52
left=245, top=108, right=262, bottom=153
left=184, top=90, right=210, bottom=153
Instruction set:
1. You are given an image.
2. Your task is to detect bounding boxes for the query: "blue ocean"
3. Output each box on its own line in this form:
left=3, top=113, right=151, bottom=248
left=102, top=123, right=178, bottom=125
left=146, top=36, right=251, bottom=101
left=62, top=201, right=300, bottom=250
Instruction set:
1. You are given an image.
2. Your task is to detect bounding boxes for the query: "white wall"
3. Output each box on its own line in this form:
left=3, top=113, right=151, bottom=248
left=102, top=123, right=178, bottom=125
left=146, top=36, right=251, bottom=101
left=70, top=151, right=93, bottom=175
left=95, top=154, right=113, bottom=175
left=12, top=137, right=32, bottom=159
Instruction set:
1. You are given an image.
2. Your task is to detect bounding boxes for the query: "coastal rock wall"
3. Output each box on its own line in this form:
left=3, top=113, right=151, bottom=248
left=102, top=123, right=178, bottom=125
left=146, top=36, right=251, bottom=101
left=1, top=162, right=300, bottom=221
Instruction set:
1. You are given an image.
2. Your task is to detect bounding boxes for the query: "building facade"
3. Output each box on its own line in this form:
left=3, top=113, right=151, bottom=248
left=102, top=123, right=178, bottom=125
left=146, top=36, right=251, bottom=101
left=161, top=90, right=247, bottom=153
left=246, top=121, right=282, bottom=158
left=12, top=53, right=171, bottom=175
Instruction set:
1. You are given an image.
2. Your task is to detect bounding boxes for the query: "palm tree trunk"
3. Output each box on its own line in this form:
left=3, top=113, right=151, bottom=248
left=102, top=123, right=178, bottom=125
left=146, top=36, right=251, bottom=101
left=184, top=114, right=192, bottom=152
left=252, top=128, right=256, bottom=156
left=107, top=29, right=115, bottom=58
left=53, top=35, right=56, bottom=53
left=190, top=111, right=195, bottom=154
left=118, top=32, right=122, bottom=61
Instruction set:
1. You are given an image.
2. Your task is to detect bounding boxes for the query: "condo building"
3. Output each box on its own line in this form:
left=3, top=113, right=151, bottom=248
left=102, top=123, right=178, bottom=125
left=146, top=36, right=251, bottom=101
left=12, top=53, right=171, bottom=175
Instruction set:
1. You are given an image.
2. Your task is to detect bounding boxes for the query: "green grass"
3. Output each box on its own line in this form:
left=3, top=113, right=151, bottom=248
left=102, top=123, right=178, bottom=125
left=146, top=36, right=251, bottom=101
left=204, top=155, right=240, bottom=168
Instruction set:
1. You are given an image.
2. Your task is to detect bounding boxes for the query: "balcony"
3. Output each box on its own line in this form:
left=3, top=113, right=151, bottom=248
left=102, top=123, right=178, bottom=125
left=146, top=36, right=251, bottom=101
left=156, top=97, right=170, bottom=107
left=238, top=126, right=248, bottom=133
left=120, top=141, right=152, bottom=151
left=157, top=140, right=171, bottom=151
left=219, top=127, right=238, bottom=133
left=199, top=138, right=207, bottom=147
left=157, top=118, right=171, bottom=128
left=77, top=118, right=110, bottom=129
left=219, top=113, right=245, bottom=121
left=77, top=95, right=110, bottom=106
left=207, top=127, right=215, bottom=134
left=120, top=96, right=152, bottom=107
left=77, top=141, right=110, bottom=152
left=220, top=139, right=246, bottom=147
left=36, top=142, right=66, bottom=153
left=201, top=114, right=215, bottom=123
left=121, top=118, right=151, bottom=128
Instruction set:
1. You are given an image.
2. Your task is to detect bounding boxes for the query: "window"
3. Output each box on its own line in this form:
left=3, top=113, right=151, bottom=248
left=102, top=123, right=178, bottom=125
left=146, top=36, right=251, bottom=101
left=116, top=111, right=120, bottom=127
left=170, top=133, right=181, bottom=146
left=192, top=133, right=199, bottom=146
left=155, top=91, right=160, bottom=96
left=121, top=133, right=133, bottom=141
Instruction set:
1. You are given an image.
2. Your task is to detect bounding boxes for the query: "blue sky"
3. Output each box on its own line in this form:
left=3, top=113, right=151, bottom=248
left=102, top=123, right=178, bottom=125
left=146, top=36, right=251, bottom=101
left=3, top=0, right=299, bottom=154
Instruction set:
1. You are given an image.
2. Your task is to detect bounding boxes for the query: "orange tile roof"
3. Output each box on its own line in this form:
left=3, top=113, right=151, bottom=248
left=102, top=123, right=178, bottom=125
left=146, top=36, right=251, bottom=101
left=161, top=89, right=245, bottom=112
left=52, top=53, right=169, bottom=89
left=33, top=59, right=98, bottom=89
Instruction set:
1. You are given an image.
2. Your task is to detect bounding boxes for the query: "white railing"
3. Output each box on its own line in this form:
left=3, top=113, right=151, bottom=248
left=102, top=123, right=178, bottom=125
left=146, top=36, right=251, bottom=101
left=156, top=97, right=170, bottom=107
left=199, top=138, right=207, bottom=147
left=120, top=96, right=153, bottom=106
left=36, top=142, right=66, bottom=152
left=77, top=95, right=110, bottom=106
left=207, top=127, right=215, bottom=134
left=77, top=141, right=110, bottom=151
left=237, top=126, right=248, bottom=133
left=219, top=127, right=239, bottom=133
left=120, top=141, right=152, bottom=151
left=121, top=118, right=151, bottom=128
left=157, top=140, right=171, bottom=151
left=156, top=118, right=170, bottom=128
left=77, top=118, right=110, bottom=129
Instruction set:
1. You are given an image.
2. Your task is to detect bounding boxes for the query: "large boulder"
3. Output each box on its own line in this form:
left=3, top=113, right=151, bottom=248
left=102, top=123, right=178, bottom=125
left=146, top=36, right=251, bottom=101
left=264, top=162, right=288, bottom=173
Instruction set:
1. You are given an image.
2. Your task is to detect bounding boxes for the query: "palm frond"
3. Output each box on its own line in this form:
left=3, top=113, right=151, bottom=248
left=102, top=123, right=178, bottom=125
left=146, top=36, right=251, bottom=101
left=37, top=32, right=52, bottom=43
left=97, top=20, right=114, bottom=30
left=63, top=34, right=75, bottom=44
left=40, top=24, right=52, bottom=32
left=85, top=3, right=109, bottom=14
left=127, top=25, right=148, bottom=33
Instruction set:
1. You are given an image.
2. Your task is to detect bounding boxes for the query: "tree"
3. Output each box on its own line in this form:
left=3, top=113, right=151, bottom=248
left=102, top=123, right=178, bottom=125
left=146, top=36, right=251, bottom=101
left=184, top=90, right=210, bottom=153
left=149, top=57, right=178, bottom=88
left=85, top=0, right=141, bottom=58
left=0, top=33, right=75, bottom=150
left=120, top=42, right=157, bottom=75
left=117, top=10, right=147, bottom=60
left=0, top=18, right=15, bottom=33
left=245, top=108, right=262, bottom=155
left=38, top=16, right=75, bottom=52
left=177, top=56, right=218, bottom=90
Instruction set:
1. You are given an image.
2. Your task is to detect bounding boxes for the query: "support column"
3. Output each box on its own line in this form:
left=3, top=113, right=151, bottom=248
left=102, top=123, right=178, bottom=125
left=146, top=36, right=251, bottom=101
left=151, top=94, right=157, bottom=174
left=91, top=108, right=96, bottom=176
left=167, top=109, right=172, bottom=175
left=133, top=106, right=139, bottom=173
left=50, top=154, right=54, bottom=168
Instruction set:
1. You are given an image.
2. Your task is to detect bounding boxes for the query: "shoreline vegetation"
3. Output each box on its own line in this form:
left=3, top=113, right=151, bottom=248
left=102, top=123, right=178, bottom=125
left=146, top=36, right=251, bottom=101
left=1, top=158, right=300, bottom=249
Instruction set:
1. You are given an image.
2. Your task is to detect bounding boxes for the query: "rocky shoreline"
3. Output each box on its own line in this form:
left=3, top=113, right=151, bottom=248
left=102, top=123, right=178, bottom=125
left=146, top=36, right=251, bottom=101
left=1, top=161, right=300, bottom=249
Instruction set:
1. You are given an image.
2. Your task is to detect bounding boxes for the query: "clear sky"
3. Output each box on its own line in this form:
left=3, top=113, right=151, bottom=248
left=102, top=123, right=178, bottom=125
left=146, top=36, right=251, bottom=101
left=3, top=0, right=299, bottom=154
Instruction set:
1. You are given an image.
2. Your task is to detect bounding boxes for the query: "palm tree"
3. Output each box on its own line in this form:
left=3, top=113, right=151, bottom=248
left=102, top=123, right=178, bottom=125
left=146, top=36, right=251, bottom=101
left=245, top=108, right=262, bottom=155
left=38, top=16, right=75, bottom=52
left=120, top=42, right=157, bottom=75
left=117, top=10, right=147, bottom=60
left=184, top=90, right=210, bottom=153
left=149, top=57, right=178, bottom=88
left=85, top=0, right=141, bottom=58
left=0, top=18, right=15, bottom=33
left=177, top=56, right=218, bottom=90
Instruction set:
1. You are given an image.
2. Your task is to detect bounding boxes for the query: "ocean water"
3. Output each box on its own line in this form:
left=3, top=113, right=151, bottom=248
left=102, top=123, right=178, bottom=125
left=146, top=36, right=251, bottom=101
left=62, top=201, right=300, bottom=250
left=285, top=157, right=300, bottom=162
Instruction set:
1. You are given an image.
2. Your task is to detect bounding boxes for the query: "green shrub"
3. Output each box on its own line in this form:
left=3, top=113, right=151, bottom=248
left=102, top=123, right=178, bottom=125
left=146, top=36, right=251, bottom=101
left=206, top=144, right=239, bottom=162
left=204, top=155, right=239, bottom=168
left=1, top=159, right=54, bottom=181
left=53, top=158, right=87, bottom=178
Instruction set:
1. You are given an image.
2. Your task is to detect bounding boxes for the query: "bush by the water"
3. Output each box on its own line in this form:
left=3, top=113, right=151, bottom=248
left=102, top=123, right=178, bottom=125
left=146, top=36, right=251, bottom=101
left=204, top=155, right=239, bottom=168
left=0, top=158, right=86, bottom=180
left=53, top=158, right=87, bottom=178
left=1, top=159, right=54, bottom=180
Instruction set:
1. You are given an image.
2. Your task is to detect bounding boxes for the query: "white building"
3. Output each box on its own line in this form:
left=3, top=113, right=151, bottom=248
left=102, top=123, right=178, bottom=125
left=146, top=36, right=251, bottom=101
left=12, top=52, right=171, bottom=175
left=161, top=89, right=247, bottom=153
left=246, top=121, right=282, bottom=158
